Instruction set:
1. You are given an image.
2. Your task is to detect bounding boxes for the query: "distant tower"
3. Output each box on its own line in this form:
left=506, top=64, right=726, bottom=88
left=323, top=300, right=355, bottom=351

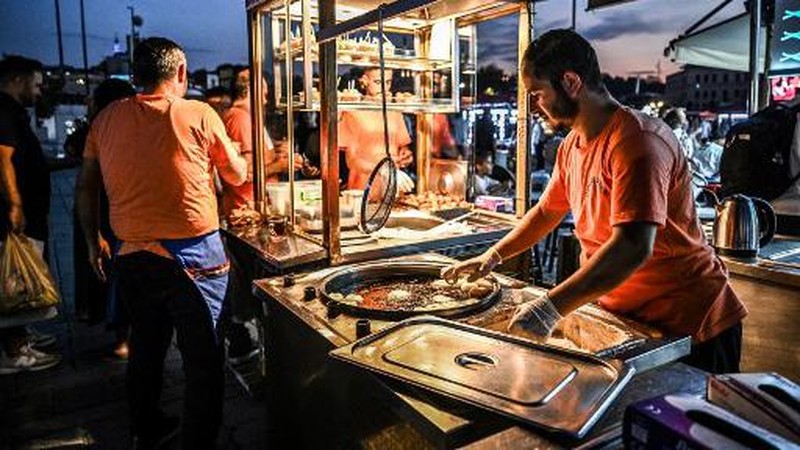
left=113, top=34, right=124, bottom=55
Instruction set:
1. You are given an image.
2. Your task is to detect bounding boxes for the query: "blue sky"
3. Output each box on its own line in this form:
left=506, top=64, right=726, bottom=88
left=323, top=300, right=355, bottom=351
left=0, top=1, right=742, bottom=78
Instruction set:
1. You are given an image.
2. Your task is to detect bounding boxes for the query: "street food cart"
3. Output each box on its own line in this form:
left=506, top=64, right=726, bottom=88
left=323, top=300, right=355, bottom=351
left=226, top=0, right=698, bottom=447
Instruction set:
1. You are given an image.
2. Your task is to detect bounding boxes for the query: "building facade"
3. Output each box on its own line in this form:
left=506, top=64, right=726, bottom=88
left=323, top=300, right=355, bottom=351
left=665, top=65, right=749, bottom=112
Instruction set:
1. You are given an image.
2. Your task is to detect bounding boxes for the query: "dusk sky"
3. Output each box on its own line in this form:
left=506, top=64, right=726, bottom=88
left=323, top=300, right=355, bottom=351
left=0, top=1, right=744, bottom=79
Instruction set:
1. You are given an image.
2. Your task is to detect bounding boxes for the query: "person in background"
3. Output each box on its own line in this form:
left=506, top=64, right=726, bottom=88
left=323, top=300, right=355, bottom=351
left=69, top=78, right=136, bottom=359
left=77, top=37, right=247, bottom=449
left=338, top=67, right=414, bottom=191
left=204, top=86, right=231, bottom=119
left=431, top=113, right=457, bottom=159
left=691, top=134, right=725, bottom=184
left=474, top=151, right=509, bottom=196
left=221, top=67, right=307, bottom=216
left=0, top=55, right=61, bottom=374
left=663, top=107, right=695, bottom=161
left=664, top=107, right=705, bottom=199
left=443, top=29, right=747, bottom=374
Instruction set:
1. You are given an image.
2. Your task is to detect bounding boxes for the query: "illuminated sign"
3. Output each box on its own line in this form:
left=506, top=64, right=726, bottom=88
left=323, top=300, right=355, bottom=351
left=771, top=0, right=800, bottom=76
left=770, top=75, right=800, bottom=101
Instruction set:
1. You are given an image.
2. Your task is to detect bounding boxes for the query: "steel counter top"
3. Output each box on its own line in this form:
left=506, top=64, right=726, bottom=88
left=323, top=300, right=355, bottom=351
left=724, top=235, right=800, bottom=289
left=223, top=210, right=516, bottom=271
left=253, top=253, right=697, bottom=448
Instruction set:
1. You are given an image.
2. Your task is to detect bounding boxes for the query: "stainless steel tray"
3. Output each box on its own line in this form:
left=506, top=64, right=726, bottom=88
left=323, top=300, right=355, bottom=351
left=329, top=316, right=635, bottom=438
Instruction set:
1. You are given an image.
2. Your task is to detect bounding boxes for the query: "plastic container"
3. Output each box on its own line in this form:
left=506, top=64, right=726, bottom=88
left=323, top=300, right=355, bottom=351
left=266, top=180, right=322, bottom=216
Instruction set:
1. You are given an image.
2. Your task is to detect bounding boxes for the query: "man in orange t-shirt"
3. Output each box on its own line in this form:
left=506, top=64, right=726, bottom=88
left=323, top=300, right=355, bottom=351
left=443, top=30, right=747, bottom=374
left=76, top=37, right=247, bottom=448
left=338, top=67, right=414, bottom=190
left=220, top=67, right=307, bottom=216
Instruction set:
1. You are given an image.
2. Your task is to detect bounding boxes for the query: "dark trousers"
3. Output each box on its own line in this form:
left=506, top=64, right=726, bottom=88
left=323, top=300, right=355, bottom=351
left=116, top=252, right=224, bottom=450
left=680, top=322, right=742, bottom=374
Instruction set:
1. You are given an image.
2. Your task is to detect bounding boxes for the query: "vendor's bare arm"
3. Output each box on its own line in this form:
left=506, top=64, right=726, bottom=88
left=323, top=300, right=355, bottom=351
left=217, top=142, right=248, bottom=187
left=0, top=144, right=24, bottom=231
left=549, top=221, right=657, bottom=315
left=75, top=158, right=101, bottom=247
left=493, top=204, right=566, bottom=261
left=0, top=145, right=22, bottom=204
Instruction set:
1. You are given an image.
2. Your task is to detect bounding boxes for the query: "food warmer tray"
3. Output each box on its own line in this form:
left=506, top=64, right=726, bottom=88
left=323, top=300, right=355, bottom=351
left=330, top=316, right=635, bottom=438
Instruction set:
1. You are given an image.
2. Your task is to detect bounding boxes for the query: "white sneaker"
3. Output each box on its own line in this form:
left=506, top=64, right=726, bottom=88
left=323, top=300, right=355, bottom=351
left=26, top=326, right=57, bottom=348
left=0, top=344, right=61, bottom=375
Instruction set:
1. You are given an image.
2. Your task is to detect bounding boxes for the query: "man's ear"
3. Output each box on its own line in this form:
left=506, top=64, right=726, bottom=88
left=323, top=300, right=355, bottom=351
left=561, top=72, right=582, bottom=98
left=177, top=62, right=187, bottom=84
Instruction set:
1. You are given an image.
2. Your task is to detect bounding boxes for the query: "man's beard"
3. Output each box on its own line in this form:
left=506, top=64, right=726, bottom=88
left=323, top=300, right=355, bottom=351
left=544, top=84, right=579, bottom=126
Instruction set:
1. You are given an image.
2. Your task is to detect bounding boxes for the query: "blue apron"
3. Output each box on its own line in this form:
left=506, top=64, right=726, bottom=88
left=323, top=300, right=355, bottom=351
left=111, top=231, right=229, bottom=328
left=160, top=231, right=229, bottom=328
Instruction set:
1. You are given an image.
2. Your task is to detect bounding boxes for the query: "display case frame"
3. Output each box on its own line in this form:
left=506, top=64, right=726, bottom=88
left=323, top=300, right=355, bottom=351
left=246, top=0, right=532, bottom=264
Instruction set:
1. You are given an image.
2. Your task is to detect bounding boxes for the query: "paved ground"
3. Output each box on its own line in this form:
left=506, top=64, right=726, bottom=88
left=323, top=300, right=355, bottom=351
left=0, top=168, right=268, bottom=450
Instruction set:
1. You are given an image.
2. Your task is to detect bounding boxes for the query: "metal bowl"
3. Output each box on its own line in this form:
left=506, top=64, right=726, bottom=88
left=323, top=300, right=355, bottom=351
left=320, top=261, right=501, bottom=320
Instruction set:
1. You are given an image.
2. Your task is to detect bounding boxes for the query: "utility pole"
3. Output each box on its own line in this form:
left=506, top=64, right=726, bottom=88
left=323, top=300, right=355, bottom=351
left=80, top=0, right=90, bottom=96
left=571, top=0, right=577, bottom=30
left=54, top=0, right=65, bottom=74
left=128, top=6, right=135, bottom=77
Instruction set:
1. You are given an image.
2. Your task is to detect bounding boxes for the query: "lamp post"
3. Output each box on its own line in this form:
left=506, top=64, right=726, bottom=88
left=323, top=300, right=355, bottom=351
left=80, top=0, right=90, bottom=96
left=127, top=7, right=144, bottom=78
left=54, top=0, right=65, bottom=75
left=128, top=6, right=135, bottom=76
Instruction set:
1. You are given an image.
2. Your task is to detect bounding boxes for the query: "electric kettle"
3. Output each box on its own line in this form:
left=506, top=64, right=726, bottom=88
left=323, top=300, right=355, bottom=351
left=710, top=193, right=776, bottom=259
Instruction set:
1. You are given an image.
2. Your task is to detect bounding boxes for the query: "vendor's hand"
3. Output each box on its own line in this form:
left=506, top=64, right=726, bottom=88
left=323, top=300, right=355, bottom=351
left=292, top=153, right=305, bottom=171
left=9, top=204, right=25, bottom=234
left=394, top=148, right=413, bottom=169
left=507, top=289, right=563, bottom=341
left=440, top=247, right=502, bottom=283
left=396, top=169, right=414, bottom=193
left=88, top=234, right=111, bottom=282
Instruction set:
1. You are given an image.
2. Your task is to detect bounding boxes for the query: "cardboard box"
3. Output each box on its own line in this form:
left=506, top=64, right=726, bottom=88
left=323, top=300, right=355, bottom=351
left=708, top=372, right=800, bottom=443
left=624, top=394, right=798, bottom=449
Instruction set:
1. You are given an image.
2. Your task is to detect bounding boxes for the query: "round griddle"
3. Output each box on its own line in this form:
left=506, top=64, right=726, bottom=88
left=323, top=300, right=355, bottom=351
left=319, top=261, right=501, bottom=320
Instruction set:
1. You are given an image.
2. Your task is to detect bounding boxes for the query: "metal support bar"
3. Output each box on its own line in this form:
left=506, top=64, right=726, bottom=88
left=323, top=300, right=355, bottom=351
left=515, top=2, right=532, bottom=217
left=251, top=10, right=267, bottom=213
left=320, top=0, right=341, bottom=264
left=285, top=2, right=297, bottom=228
left=317, top=0, right=435, bottom=44
left=748, top=0, right=762, bottom=114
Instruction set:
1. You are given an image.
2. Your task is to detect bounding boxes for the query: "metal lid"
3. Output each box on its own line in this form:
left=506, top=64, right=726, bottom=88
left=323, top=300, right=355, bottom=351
left=330, top=316, right=634, bottom=438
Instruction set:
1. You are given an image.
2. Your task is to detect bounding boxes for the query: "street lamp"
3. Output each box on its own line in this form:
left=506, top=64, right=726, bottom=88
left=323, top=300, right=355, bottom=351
left=127, top=6, right=144, bottom=76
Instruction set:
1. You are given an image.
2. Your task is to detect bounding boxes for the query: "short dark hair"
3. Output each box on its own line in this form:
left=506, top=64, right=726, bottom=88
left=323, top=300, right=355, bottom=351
left=132, top=37, right=185, bottom=88
left=231, top=67, right=249, bottom=100
left=205, top=85, right=230, bottom=100
left=0, top=55, right=44, bottom=84
left=522, top=29, right=604, bottom=93
left=662, top=108, right=685, bottom=129
left=93, top=78, right=136, bottom=113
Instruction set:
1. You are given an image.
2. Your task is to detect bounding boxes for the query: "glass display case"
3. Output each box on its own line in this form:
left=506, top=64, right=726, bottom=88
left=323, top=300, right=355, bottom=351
left=245, top=0, right=531, bottom=263
left=264, top=1, right=467, bottom=113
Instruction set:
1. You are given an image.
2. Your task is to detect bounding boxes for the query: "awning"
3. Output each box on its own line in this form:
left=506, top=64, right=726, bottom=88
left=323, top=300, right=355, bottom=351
left=667, top=12, right=767, bottom=72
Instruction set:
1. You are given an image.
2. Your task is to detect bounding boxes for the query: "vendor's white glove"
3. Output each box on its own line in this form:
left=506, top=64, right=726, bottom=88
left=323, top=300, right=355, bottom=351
left=440, top=247, right=503, bottom=283
left=507, top=289, right=563, bottom=341
left=396, top=169, right=415, bottom=194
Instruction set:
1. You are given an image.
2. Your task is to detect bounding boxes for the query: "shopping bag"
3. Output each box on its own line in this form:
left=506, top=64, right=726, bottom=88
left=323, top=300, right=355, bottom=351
left=0, top=233, right=60, bottom=314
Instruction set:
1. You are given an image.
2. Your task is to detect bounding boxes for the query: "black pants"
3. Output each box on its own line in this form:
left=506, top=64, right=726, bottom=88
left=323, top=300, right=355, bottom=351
left=116, top=252, right=224, bottom=449
left=680, top=322, right=742, bottom=374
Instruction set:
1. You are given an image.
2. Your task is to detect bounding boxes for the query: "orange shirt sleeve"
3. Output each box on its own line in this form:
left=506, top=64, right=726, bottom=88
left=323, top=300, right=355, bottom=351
left=537, top=140, right=570, bottom=213
left=204, top=106, right=246, bottom=186
left=609, top=131, right=672, bottom=227
left=83, top=112, right=108, bottom=160
left=223, top=108, right=254, bottom=182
